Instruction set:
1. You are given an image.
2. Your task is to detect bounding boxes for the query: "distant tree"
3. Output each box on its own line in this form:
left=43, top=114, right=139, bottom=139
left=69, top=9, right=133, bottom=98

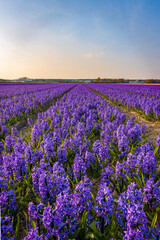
left=146, top=79, right=153, bottom=83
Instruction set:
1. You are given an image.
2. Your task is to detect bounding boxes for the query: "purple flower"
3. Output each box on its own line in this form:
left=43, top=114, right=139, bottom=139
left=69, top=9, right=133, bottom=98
left=53, top=192, right=78, bottom=239
left=73, top=154, right=87, bottom=181
left=32, top=167, right=41, bottom=194
left=115, top=161, right=127, bottom=180
left=42, top=135, right=56, bottom=160
left=118, top=135, right=129, bottom=152
left=27, top=118, right=33, bottom=125
left=31, top=124, right=42, bottom=145
left=57, top=145, right=67, bottom=164
left=2, top=125, right=7, bottom=134
left=24, top=228, right=44, bottom=240
left=92, top=140, right=102, bottom=155
left=143, top=178, right=160, bottom=208
left=117, top=183, right=149, bottom=239
left=13, top=153, right=27, bottom=181
left=123, top=204, right=149, bottom=240
left=99, top=145, right=110, bottom=164
left=85, top=151, right=96, bottom=168
left=42, top=205, right=54, bottom=232
left=1, top=216, right=14, bottom=240
left=73, top=176, right=93, bottom=216
left=0, top=189, right=16, bottom=212
left=5, top=136, right=15, bottom=152
left=100, top=166, right=113, bottom=185
left=0, top=141, right=4, bottom=152
left=11, top=127, right=19, bottom=137
left=157, top=133, right=160, bottom=151
left=95, top=183, right=114, bottom=224
left=28, top=202, right=38, bottom=221
left=77, top=122, right=86, bottom=136
left=137, top=149, right=157, bottom=176
left=127, top=124, right=142, bottom=143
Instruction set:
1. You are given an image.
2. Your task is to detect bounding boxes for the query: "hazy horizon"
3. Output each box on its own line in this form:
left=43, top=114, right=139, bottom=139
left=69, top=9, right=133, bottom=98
left=0, top=0, right=160, bottom=79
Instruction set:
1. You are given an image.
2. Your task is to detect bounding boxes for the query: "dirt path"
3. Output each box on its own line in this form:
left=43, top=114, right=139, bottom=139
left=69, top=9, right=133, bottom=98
left=86, top=86, right=160, bottom=146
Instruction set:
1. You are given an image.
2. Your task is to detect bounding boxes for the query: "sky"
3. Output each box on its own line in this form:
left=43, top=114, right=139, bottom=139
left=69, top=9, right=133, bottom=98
left=0, top=0, right=160, bottom=79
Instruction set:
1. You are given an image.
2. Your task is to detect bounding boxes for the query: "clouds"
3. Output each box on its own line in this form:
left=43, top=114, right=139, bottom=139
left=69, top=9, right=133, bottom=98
left=82, top=52, right=104, bottom=59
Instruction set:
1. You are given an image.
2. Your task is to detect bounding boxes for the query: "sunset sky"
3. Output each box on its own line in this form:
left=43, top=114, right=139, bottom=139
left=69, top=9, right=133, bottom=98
left=0, top=0, right=160, bottom=79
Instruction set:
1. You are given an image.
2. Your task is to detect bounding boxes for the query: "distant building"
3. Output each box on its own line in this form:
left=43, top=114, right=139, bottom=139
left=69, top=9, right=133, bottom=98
left=129, top=80, right=145, bottom=83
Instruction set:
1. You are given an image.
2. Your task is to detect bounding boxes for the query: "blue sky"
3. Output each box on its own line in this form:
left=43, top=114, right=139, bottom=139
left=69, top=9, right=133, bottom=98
left=0, top=0, right=160, bottom=79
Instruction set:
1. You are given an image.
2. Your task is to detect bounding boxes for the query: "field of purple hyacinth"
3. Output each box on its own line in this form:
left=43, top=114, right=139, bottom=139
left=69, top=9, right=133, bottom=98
left=0, top=83, right=74, bottom=136
left=87, top=84, right=160, bottom=120
left=0, top=83, right=160, bottom=240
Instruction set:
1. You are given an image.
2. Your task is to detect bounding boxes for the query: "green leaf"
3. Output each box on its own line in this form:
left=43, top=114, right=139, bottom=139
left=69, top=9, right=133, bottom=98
left=126, top=175, right=132, bottom=184
left=134, top=176, right=143, bottom=188
left=74, top=174, right=78, bottom=184
left=91, top=192, right=96, bottom=204
left=23, top=211, right=29, bottom=222
left=88, top=221, right=105, bottom=240
left=15, top=215, right=20, bottom=240
left=154, top=146, right=159, bottom=155
left=36, top=136, right=42, bottom=149
left=141, top=172, right=145, bottom=185
left=31, top=220, right=37, bottom=229
left=19, top=201, right=29, bottom=207
left=151, top=213, right=157, bottom=228
left=68, top=176, right=75, bottom=189
left=146, top=211, right=153, bottom=221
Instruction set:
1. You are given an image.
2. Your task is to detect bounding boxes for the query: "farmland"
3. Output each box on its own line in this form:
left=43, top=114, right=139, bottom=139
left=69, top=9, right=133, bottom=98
left=0, top=83, right=160, bottom=240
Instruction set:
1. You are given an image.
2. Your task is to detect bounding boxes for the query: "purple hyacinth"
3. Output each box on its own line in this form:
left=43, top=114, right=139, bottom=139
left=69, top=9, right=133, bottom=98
left=115, top=161, right=127, bottom=180
left=57, top=145, right=67, bottom=164
left=52, top=162, right=70, bottom=193
left=117, top=183, right=149, bottom=239
left=85, top=151, right=96, bottom=168
left=27, top=118, right=33, bottom=125
left=0, top=189, right=17, bottom=212
left=143, top=178, right=160, bottom=208
left=95, top=183, right=114, bottom=224
left=157, top=133, right=160, bottom=145
left=123, top=204, right=149, bottom=240
left=32, top=167, right=41, bottom=194
left=11, top=127, right=19, bottom=137
left=118, top=134, right=129, bottom=152
left=73, top=176, right=93, bottom=216
left=0, top=141, right=4, bottom=164
left=38, top=171, right=49, bottom=203
left=92, top=140, right=102, bottom=155
left=2, top=125, right=7, bottom=134
left=100, top=166, right=113, bottom=186
left=42, top=205, right=54, bottom=233
left=28, top=201, right=44, bottom=229
left=1, top=216, right=14, bottom=240
left=99, top=145, right=110, bottom=165
left=53, top=192, right=78, bottom=239
left=28, top=202, right=38, bottom=222
left=31, top=124, right=42, bottom=145
left=43, top=135, right=56, bottom=160
left=5, top=135, right=15, bottom=152
left=24, top=228, right=44, bottom=240
left=127, top=124, right=142, bottom=143
left=13, top=153, right=27, bottom=181
left=137, top=148, right=157, bottom=176
left=77, top=122, right=86, bottom=136
left=73, top=154, right=87, bottom=181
